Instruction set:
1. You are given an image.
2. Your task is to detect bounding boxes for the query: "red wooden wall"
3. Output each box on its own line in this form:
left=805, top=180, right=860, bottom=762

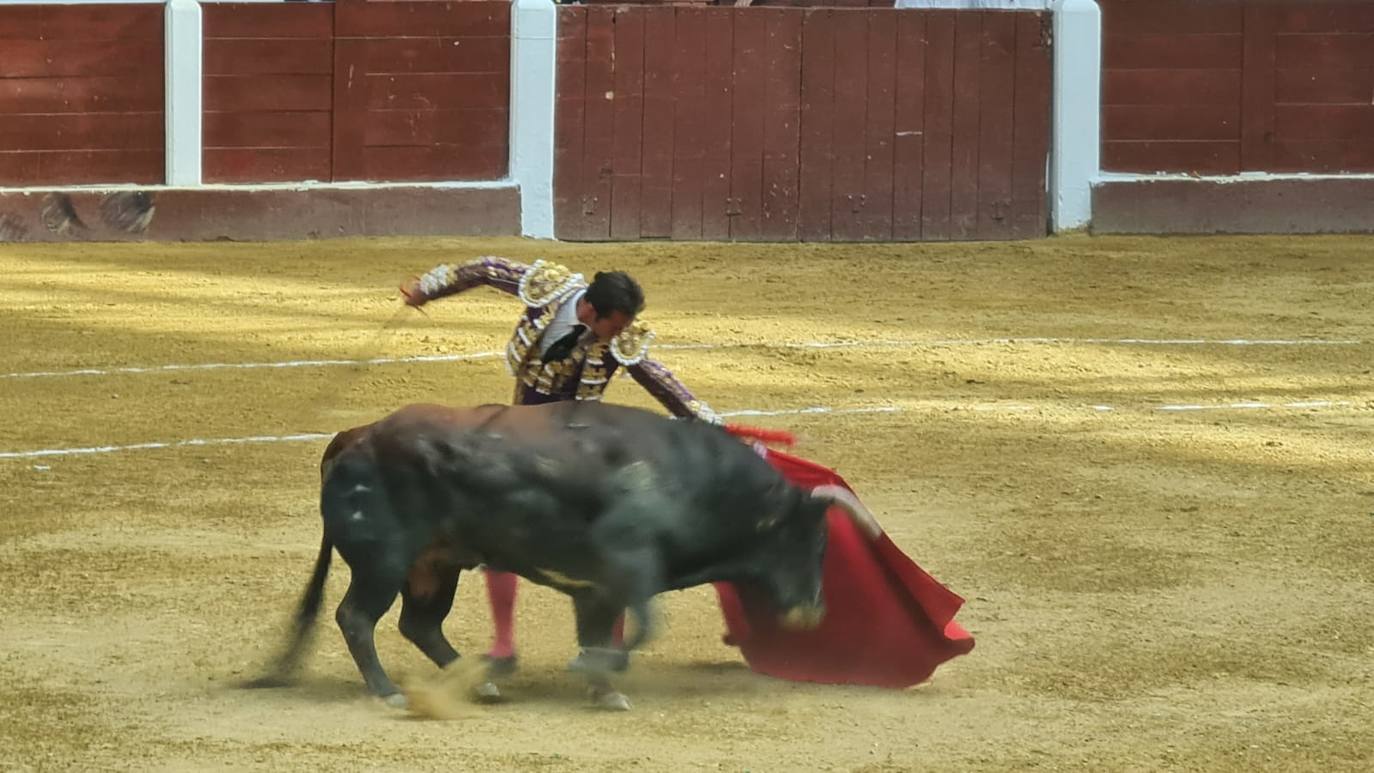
left=203, top=3, right=335, bottom=183
left=0, top=4, right=164, bottom=186
left=0, top=0, right=509, bottom=187
left=204, top=0, right=509, bottom=184
left=1267, top=3, right=1374, bottom=172
left=1101, top=0, right=1374, bottom=174
left=333, top=0, right=510, bottom=181
left=554, top=6, right=1051, bottom=242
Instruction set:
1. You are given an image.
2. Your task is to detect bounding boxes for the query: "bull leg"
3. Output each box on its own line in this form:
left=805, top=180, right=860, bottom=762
left=398, top=568, right=461, bottom=668
left=571, top=595, right=632, bottom=711
left=603, top=545, right=663, bottom=654
left=335, top=571, right=406, bottom=707
left=568, top=597, right=629, bottom=673
left=572, top=595, right=620, bottom=654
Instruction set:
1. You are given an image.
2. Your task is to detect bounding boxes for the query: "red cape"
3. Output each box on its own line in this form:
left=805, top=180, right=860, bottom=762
left=713, top=448, right=975, bottom=688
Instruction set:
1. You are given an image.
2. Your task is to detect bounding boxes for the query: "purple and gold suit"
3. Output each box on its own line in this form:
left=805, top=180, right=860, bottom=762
left=410, top=257, right=719, bottom=422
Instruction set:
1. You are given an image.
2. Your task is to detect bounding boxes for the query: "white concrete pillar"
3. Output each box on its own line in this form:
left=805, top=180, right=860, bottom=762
left=1051, top=0, right=1100, bottom=232
left=511, top=0, right=558, bottom=239
left=165, top=0, right=203, bottom=186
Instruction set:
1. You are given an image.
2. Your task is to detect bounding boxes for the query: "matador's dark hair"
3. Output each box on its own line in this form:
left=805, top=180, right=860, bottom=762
left=584, top=270, right=645, bottom=319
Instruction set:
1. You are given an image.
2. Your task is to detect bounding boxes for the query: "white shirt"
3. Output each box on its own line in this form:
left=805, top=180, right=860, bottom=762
left=538, top=288, right=592, bottom=357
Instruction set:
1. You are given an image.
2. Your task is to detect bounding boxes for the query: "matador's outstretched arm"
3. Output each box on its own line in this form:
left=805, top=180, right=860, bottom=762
left=400, top=256, right=529, bottom=306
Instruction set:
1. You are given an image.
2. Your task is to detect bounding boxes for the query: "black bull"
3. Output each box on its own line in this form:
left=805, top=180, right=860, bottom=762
left=255, top=401, right=865, bottom=708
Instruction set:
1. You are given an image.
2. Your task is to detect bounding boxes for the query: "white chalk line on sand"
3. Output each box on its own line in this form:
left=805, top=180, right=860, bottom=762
left=662, top=337, right=1365, bottom=351
left=2, top=400, right=1360, bottom=461
left=1157, top=400, right=1354, bottom=412
left=1, top=352, right=503, bottom=380
left=2, top=336, right=1364, bottom=381
left=2, top=407, right=893, bottom=460
left=3, top=433, right=336, bottom=460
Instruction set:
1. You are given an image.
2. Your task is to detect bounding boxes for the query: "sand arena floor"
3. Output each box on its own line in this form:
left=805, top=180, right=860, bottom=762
left=1, top=234, right=1371, bottom=771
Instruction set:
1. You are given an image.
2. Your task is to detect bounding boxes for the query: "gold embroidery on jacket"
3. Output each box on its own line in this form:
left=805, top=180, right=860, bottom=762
left=610, top=320, right=655, bottom=366
left=506, top=267, right=655, bottom=401
left=517, top=260, right=583, bottom=307
left=575, top=343, right=612, bottom=400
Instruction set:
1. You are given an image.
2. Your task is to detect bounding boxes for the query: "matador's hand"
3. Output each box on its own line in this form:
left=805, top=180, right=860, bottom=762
left=399, top=264, right=453, bottom=307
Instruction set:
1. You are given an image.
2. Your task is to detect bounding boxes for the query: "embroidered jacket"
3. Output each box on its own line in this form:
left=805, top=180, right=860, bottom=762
left=408, top=257, right=720, bottom=423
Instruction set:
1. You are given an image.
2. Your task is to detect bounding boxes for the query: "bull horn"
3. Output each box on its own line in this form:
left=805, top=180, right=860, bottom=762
left=810, top=484, right=883, bottom=540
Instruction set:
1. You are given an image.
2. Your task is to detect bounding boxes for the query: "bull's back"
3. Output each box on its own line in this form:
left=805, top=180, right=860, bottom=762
left=335, top=400, right=771, bottom=509
left=321, top=404, right=509, bottom=472
left=364, top=401, right=689, bottom=447
left=377, top=402, right=509, bottom=434
left=320, top=424, right=372, bottom=479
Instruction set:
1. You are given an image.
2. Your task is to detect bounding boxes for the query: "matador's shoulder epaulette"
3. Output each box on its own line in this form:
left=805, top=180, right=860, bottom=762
left=610, top=320, right=655, bottom=366
left=517, top=259, right=584, bottom=308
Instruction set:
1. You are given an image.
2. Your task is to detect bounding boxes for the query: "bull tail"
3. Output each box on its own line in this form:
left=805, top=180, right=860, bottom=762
left=244, top=532, right=334, bottom=689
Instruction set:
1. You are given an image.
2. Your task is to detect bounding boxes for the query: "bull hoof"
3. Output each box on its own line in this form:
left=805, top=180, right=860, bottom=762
left=382, top=692, right=408, bottom=710
left=568, top=648, right=629, bottom=674
left=589, top=688, right=632, bottom=712
left=474, top=680, right=503, bottom=703
left=480, top=653, right=519, bottom=678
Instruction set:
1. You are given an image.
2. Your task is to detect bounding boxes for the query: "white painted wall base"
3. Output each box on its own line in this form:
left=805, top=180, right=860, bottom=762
left=510, top=0, right=558, bottom=239
left=1099, top=171, right=1374, bottom=183
left=164, top=0, right=203, bottom=186
left=1050, top=0, right=1101, bottom=233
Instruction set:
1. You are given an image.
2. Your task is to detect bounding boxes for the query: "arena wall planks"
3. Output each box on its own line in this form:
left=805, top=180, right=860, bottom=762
left=974, top=12, right=1016, bottom=242
left=202, top=0, right=510, bottom=185
left=727, top=9, right=769, bottom=241
left=668, top=6, right=709, bottom=241
left=1099, top=0, right=1374, bottom=175
left=797, top=9, right=837, bottom=242
left=760, top=9, right=803, bottom=242
left=552, top=5, right=1050, bottom=242
left=1009, top=11, right=1050, bottom=240
left=0, top=4, right=164, bottom=186
left=891, top=11, right=926, bottom=242
left=608, top=6, right=647, bottom=241
left=577, top=6, right=617, bottom=240
left=639, top=8, right=678, bottom=239
left=552, top=5, right=590, bottom=240
left=919, top=12, right=957, bottom=241
left=698, top=7, right=736, bottom=242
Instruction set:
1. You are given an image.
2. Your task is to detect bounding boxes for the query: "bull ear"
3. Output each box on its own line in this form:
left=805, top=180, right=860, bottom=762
left=810, top=484, right=883, bottom=540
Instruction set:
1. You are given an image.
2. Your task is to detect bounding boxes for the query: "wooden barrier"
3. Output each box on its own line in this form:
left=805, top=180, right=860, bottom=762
left=203, top=2, right=335, bottom=182
left=1101, top=0, right=1374, bottom=174
left=0, top=0, right=511, bottom=187
left=553, top=6, right=1052, bottom=242
left=332, top=0, right=510, bottom=182
left=0, top=4, right=165, bottom=186
left=203, top=0, right=510, bottom=183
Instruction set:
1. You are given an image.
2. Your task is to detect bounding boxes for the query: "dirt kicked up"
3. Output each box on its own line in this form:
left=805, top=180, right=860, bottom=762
left=1, top=234, right=1371, bottom=772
